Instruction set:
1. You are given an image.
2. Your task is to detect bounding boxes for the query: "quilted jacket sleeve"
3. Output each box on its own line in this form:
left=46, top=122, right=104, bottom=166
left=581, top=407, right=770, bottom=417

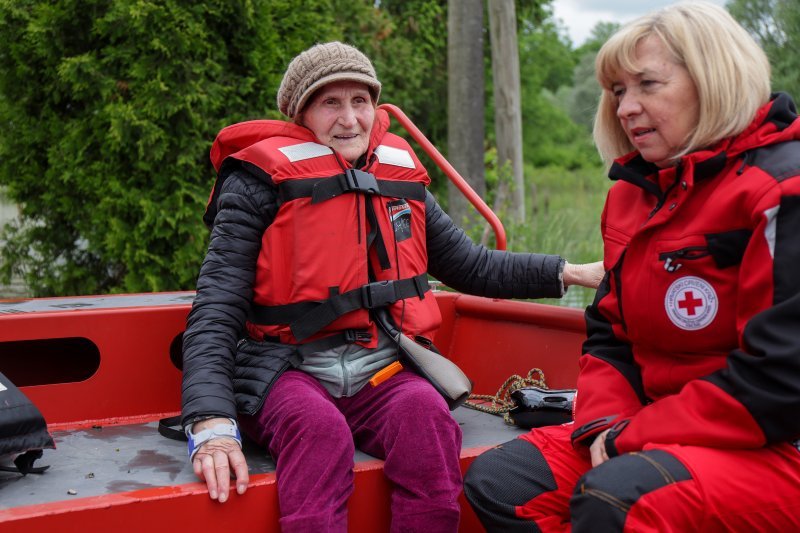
left=181, top=169, right=277, bottom=426
left=424, top=192, right=565, bottom=299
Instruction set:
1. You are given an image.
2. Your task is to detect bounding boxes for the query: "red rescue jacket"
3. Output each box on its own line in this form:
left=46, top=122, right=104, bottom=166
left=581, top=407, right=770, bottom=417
left=562, top=94, right=800, bottom=456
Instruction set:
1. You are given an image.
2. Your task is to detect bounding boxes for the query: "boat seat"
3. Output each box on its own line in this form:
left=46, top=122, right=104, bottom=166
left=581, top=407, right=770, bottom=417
left=0, top=406, right=526, bottom=512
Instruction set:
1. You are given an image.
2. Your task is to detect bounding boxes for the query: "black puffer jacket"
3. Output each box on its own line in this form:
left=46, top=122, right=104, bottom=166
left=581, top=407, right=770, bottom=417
left=181, top=169, right=565, bottom=426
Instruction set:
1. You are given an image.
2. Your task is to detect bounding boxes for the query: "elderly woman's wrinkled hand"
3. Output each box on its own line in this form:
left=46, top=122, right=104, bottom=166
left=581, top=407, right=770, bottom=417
left=191, top=420, right=249, bottom=503
left=563, top=261, right=605, bottom=290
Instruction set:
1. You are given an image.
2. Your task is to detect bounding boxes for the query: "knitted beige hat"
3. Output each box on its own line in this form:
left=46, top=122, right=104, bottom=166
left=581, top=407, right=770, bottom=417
left=277, top=41, right=382, bottom=119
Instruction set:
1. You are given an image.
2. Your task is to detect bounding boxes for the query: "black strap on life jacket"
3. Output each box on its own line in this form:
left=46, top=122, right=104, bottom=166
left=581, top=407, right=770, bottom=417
left=248, top=273, right=430, bottom=342
left=278, top=169, right=426, bottom=204
left=296, top=329, right=374, bottom=357
left=364, top=197, right=391, bottom=271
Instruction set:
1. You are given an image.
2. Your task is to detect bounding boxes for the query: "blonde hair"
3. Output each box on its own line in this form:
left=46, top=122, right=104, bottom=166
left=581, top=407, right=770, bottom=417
left=593, top=1, right=771, bottom=166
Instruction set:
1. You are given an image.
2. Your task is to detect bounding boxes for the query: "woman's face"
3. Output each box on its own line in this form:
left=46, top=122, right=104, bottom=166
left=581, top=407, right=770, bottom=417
left=612, top=36, right=700, bottom=168
left=301, top=80, right=375, bottom=164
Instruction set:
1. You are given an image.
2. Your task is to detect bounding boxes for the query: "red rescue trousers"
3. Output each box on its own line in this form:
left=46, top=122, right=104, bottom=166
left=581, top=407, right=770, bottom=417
left=465, top=424, right=800, bottom=532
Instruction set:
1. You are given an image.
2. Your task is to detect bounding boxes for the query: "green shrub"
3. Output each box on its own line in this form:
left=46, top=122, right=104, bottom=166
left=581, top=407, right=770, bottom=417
left=0, top=0, right=448, bottom=296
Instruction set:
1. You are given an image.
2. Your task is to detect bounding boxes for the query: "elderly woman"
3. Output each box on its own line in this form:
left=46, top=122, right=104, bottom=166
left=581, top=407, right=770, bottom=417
left=180, top=41, right=601, bottom=532
left=465, top=2, right=800, bottom=531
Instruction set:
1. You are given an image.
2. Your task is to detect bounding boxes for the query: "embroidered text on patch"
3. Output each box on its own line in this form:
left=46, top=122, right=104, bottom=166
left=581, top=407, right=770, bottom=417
left=664, top=276, right=719, bottom=331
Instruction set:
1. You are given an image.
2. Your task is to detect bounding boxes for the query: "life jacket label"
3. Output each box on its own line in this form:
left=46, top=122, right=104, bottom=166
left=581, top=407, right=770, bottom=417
left=388, top=199, right=412, bottom=241
left=375, top=145, right=415, bottom=169
left=278, top=142, right=333, bottom=162
left=664, top=276, right=718, bottom=331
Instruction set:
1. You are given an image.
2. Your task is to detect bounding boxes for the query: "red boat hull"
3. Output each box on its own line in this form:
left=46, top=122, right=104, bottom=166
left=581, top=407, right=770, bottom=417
left=0, top=291, right=585, bottom=531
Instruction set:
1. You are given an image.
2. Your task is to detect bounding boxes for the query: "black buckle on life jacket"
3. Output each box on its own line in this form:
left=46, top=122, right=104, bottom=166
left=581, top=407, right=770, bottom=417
left=361, top=280, right=398, bottom=309
left=343, top=329, right=373, bottom=343
left=250, top=273, right=430, bottom=342
left=297, top=329, right=373, bottom=357
left=281, top=173, right=424, bottom=204
left=342, top=169, right=379, bottom=194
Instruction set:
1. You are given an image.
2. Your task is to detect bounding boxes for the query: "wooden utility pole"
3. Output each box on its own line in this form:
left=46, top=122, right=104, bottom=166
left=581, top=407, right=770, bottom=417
left=488, top=0, right=525, bottom=223
left=447, top=0, right=485, bottom=230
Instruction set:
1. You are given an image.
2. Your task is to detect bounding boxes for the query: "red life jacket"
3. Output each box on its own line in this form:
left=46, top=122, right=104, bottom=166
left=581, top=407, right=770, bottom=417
left=207, top=110, right=442, bottom=349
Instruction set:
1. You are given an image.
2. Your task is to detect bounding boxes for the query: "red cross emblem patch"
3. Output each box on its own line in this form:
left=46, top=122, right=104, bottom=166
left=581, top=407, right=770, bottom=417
left=664, top=276, right=718, bottom=330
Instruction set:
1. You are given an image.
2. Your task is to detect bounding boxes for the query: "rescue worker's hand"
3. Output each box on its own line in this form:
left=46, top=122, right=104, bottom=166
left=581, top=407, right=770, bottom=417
left=191, top=418, right=249, bottom=502
left=589, top=429, right=611, bottom=467
left=563, top=261, right=605, bottom=290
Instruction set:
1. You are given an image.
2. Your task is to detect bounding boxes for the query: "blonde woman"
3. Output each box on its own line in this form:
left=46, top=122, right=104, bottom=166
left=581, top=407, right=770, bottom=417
left=466, top=2, right=800, bottom=531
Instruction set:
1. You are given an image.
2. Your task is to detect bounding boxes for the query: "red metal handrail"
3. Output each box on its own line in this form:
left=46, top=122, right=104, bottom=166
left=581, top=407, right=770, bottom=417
left=378, top=103, right=507, bottom=251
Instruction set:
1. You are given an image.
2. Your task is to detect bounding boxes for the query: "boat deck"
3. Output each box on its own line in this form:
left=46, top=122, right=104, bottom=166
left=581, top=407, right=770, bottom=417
left=0, top=290, right=584, bottom=531
left=1, top=407, right=525, bottom=511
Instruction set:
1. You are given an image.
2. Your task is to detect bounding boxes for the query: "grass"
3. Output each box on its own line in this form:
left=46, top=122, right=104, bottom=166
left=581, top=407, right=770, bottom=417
left=469, top=163, right=610, bottom=309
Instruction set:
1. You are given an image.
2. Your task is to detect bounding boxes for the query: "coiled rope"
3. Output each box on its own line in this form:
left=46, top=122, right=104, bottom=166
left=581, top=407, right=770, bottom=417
left=463, top=368, right=548, bottom=424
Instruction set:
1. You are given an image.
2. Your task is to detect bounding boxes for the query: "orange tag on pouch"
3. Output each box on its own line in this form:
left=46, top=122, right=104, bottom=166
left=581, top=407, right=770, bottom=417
left=369, top=361, right=404, bottom=387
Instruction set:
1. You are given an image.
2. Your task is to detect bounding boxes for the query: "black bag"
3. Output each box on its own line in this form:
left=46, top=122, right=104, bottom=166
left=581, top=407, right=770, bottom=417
left=506, top=387, right=576, bottom=429
left=0, top=371, right=55, bottom=475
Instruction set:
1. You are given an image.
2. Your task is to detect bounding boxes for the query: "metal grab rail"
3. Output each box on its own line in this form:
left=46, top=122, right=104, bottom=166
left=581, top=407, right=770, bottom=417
left=378, top=103, right=507, bottom=251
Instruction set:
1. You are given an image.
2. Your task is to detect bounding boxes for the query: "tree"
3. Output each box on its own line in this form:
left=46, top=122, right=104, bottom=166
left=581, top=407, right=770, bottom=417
left=0, top=0, right=284, bottom=295
left=0, top=0, right=606, bottom=295
left=561, top=22, right=620, bottom=132
left=0, top=0, right=450, bottom=296
left=358, top=0, right=448, bottom=151
left=516, top=4, right=597, bottom=169
left=728, top=0, right=800, bottom=97
left=446, top=0, right=485, bottom=229
left=488, top=0, right=525, bottom=223
left=363, top=0, right=451, bottom=204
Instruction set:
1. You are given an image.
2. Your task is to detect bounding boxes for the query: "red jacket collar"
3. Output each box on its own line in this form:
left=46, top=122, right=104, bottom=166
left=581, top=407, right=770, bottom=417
left=611, top=93, right=800, bottom=192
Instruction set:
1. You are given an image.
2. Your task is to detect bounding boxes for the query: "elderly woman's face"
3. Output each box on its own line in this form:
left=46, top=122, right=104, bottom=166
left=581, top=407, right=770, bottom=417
left=301, top=80, right=375, bottom=164
left=612, top=36, right=699, bottom=168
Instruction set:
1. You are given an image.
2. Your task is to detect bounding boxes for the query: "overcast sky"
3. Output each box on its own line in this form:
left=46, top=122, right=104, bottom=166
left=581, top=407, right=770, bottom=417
left=551, top=0, right=729, bottom=47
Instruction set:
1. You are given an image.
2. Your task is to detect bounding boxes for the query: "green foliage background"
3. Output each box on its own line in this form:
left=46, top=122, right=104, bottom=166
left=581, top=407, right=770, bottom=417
left=0, top=0, right=281, bottom=294
left=1, top=0, right=789, bottom=304
left=728, top=0, right=800, bottom=98
left=0, top=0, right=453, bottom=295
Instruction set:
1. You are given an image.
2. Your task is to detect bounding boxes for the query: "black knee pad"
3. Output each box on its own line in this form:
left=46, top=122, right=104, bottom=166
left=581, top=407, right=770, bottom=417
left=464, top=438, right=555, bottom=532
left=570, top=449, right=691, bottom=532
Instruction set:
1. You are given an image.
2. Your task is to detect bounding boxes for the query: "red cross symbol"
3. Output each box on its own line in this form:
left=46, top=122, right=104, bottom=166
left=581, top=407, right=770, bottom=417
left=678, top=290, right=703, bottom=316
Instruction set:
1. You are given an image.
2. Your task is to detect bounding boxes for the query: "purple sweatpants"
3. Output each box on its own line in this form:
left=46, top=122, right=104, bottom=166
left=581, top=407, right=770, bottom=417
left=239, top=369, right=463, bottom=533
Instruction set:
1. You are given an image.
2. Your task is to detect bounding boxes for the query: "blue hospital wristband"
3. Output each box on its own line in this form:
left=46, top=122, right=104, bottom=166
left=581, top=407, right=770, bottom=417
left=186, top=418, right=242, bottom=462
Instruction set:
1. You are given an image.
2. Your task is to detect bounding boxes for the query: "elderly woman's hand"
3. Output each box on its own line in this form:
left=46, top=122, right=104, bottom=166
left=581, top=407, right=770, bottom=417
left=191, top=418, right=249, bottom=502
left=563, top=261, right=605, bottom=290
